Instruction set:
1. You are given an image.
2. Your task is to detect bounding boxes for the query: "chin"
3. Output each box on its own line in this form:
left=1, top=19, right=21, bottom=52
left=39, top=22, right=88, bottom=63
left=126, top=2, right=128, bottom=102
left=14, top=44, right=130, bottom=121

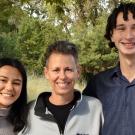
left=57, top=89, right=73, bottom=95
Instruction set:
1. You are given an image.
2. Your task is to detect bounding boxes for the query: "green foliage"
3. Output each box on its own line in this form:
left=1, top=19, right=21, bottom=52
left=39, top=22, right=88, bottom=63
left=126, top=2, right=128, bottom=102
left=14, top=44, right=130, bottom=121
left=73, top=14, right=118, bottom=72
left=0, top=0, right=132, bottom=82
left=16, top=16, right=69, bottom=74
left=0, top=33, right=18, bottom=58
left=0, top=0, right=26, bottom=58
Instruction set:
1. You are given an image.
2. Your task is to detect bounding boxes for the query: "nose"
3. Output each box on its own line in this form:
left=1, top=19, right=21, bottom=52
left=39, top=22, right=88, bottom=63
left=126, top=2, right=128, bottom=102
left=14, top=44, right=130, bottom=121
left=59, top=71, right=66, bottom=79
left=6, top=82, right=13, bottom=91
left=125, top=28, right=134, bottom=39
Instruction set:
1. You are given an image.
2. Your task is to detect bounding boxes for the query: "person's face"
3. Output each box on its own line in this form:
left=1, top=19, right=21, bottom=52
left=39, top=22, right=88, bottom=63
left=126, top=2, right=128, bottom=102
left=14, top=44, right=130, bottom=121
left=111, top=12, right=135, bottom=56
left=44, top=53, right=80, bottom=96
left=0, top=65, right=23, bottom=108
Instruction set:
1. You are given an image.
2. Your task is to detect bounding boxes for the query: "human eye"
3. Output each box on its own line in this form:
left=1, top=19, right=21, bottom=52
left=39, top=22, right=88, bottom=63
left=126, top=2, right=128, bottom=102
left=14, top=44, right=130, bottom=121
left=14, top=82, right=21, bottom=85
left=0, top=79, right=6, bottom=83
left=52, top=68, right=60, bottom=73
left=13, top=80, right=22, bottom=86
left=116, top=26, right=125, bottom=31
left=65, top=68, right=73, bottom=72
left=0, top=77, right=7, bottom=83
left=131, top=25, right=135, bottom=30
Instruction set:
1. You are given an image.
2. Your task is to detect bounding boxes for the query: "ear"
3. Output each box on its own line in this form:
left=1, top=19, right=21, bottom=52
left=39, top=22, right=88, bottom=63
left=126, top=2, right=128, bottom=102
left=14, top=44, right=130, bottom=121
left=44, top=67, right=49, bottom=80
left=76, top=64, right=81, bottom=79
left=111, top=35, right=114, bottom=42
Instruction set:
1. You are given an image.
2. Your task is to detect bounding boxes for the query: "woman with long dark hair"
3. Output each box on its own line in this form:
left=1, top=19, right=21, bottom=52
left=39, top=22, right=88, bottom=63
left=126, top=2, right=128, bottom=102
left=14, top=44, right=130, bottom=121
left=0, top=58, right=27, bottom=135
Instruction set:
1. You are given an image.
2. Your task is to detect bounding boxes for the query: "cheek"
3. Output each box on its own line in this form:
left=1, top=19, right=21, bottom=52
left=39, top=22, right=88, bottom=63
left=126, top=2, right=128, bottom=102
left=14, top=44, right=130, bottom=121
left=0, top=81, right=5, bottom=87
left=68, top=73, right=78, bottom=81
left=48, top=73, right=58, bottom=81
left=15, top=86, right=22, bottom=97
left=112, top=32, right=122, bottom=42
left=0, top=84, right=4, bottom=90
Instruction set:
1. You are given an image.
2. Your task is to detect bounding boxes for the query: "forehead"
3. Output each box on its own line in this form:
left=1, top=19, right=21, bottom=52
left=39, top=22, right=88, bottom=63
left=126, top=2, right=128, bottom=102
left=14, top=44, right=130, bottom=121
left=47, top=53, right=77, bottom=66
left=116, top=11, right=135, bottom=24
left=0, top=65, right=22, bottom=78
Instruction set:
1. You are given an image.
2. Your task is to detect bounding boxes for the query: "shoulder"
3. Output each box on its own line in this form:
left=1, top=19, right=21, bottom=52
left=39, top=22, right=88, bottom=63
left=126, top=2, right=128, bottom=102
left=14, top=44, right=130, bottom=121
left=27, top=100, right=36, bottom=109
left=28, top=92, right=51, bottom=110
left=24, top=100, right=36, bottom=115
left=82, top=95, right=102, bottom=110
left=91, top=66, right=117, bottom=82
left=96, top=67, right=116, bottom=77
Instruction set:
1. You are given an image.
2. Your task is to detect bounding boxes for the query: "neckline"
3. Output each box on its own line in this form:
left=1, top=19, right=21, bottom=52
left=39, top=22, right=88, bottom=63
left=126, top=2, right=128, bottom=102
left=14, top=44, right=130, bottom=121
left=0, top=107, right=11, bottom=117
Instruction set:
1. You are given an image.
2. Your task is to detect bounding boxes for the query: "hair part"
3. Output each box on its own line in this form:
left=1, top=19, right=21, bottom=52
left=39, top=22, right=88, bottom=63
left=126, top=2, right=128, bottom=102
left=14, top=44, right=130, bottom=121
left=0, top=58, right=27, bottom=132
left=44, top=40, right=78, bottom=66
left=104, top=2, right=135, bottom=48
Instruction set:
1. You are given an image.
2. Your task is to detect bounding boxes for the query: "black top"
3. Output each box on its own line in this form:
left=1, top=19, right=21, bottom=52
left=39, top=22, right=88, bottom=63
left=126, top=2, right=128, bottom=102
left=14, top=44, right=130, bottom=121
left=46, top=96, right=77, bottom=133
left=83, top=65, right=135, bottom=135
left=34, top=91, right=80, bottom=134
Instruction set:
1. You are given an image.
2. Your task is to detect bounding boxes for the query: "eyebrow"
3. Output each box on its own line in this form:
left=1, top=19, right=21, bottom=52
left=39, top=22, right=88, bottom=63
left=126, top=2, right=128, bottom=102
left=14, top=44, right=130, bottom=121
left=116, top=24, right=125, bottom=27
left=0, top=76, right=22, bottom=82
left=116, top=23, right=135, bottom=27
left=0, top=76, right=7, bottom=79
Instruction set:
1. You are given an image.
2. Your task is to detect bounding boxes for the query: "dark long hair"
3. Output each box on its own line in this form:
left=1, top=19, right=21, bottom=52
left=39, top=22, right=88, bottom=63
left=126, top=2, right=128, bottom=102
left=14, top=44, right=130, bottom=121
left=0, top=58, right=27, bottom=132
left=104, top=2, right=135, bottom=48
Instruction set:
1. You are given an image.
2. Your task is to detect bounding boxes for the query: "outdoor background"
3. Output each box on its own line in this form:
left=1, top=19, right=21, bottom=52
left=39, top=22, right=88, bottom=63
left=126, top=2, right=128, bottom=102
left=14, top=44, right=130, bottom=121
left=0, top=0, right=134, bottom=101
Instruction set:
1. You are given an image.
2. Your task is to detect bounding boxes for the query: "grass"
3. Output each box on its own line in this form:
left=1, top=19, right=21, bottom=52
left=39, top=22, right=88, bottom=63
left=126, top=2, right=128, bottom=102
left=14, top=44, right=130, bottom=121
left=27, top=75, right=50, bottom=101
left=27, top=75, right=86, bottom=101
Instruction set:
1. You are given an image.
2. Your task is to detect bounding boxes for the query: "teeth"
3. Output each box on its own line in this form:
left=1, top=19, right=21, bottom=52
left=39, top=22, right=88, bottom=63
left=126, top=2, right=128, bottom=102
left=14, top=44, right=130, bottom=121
left=124, top=43, right=135, bottom=45
left=0, top=93, right=13, bottom=97
left=57, top=82, right=69, bottom=87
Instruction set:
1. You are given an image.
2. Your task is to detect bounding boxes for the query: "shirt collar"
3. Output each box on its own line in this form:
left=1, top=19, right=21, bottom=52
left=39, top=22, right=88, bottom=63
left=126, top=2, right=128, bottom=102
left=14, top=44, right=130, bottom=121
left=34, top=91, right=82, bottom=117
left=34, top=92, right=50, bottom=117
left=110, top=63, right=121, bottom=77
left=0, top=107, right=11, bottom=117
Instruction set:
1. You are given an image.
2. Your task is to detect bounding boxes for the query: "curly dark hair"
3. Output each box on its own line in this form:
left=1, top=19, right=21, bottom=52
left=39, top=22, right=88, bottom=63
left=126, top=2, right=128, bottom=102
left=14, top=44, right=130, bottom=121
left=0, top=58, right=27, bottom=132
left=104, top=2, right=135, bottom=48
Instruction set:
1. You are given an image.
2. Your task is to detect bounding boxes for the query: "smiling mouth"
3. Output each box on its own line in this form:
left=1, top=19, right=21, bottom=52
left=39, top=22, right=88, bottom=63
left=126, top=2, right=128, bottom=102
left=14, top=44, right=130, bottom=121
left=0, top=93, right=14, bottom=97
left=122, top=41, right=135, bottom=45
left=121, top=42, right=135, bottom=47
left=57, top=82, right=70, bottom=88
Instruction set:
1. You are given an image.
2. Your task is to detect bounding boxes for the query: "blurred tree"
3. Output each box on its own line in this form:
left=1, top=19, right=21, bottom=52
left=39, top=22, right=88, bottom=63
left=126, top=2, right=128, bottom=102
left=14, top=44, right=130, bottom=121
left=0, top=0, right=133, bottom=81
left=0, top=0, right=26, bottom=57
left=16, top=16, right=69, bottom=74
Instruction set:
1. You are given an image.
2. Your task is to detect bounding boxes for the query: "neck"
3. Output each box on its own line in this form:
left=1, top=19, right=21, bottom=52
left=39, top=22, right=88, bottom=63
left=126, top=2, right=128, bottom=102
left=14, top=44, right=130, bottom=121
left=49, top=92, right=74, bottom=105
left=119, top=54, right=135, bottom=82
left=0, top=107, right=11, bottom=117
